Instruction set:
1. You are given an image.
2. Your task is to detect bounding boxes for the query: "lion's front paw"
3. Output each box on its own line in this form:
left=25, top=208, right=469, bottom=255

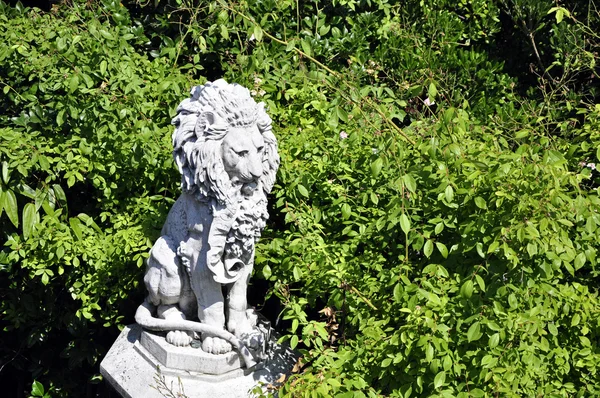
left=166, top=330, right=193, bottom=347
left=202, top=336, right=232, bottom=354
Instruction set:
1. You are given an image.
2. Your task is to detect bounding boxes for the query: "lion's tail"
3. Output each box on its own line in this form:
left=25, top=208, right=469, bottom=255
left=134, top=300, right=257, bottom=368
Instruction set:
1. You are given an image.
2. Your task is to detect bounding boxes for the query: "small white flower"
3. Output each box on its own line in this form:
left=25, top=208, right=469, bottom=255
left=339, top=131, right=348, bottom=139
left=423, top=97, right=435, bottom=106
left=587, top=163, right=597, bottom=170
left=249, top=33, right=256, bottom=42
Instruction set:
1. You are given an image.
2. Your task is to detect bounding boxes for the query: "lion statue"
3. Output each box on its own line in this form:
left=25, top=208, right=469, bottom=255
left=135, top=79, right=279, bottom=367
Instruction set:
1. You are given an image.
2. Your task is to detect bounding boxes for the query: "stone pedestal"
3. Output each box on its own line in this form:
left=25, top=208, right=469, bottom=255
left=100, top=325, right=297, bottom=398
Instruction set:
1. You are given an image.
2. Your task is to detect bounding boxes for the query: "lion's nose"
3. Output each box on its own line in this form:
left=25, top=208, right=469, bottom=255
left=249, top=156, right=263, bottom=180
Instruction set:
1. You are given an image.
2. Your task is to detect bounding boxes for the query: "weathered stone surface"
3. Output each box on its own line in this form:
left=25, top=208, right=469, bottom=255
left=101, top=81, right=288, bottom=396
left=101, top=325, right=298, bottom=398
left=134, top=79, right=281, bottom=367
left=140, top=330, right=243, bottom=375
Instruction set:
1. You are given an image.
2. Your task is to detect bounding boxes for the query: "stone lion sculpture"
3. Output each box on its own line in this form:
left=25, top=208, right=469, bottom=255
left=135, top=79, right=279, bottom=367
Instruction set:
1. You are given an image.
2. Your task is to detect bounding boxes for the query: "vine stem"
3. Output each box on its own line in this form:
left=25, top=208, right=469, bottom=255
left=349, top=285, right=378, bottom=311
left=218, top=1, right=416, bottom=146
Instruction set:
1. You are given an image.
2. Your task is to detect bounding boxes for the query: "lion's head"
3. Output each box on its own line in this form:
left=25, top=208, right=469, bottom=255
left=171, top=79, right=279, bottom=206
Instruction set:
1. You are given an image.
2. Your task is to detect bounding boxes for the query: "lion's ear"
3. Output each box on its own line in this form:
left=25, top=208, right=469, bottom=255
left=196, top=111, right=227, bottom=137
left=204, top=111, right=217, bottom=126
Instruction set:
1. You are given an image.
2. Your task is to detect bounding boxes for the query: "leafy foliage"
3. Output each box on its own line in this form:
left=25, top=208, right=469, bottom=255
left=1, top=0, right=599, bottom=396
left=0, top=0, right=192, bottom=393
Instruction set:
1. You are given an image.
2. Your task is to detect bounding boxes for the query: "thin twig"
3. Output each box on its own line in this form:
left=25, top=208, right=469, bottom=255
left=218, top=1, right=416, bottom=146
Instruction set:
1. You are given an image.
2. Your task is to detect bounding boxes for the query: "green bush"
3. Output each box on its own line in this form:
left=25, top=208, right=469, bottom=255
left=0, top=0, right=599, bottom=396
left=0, top=1, right=193, bottom=393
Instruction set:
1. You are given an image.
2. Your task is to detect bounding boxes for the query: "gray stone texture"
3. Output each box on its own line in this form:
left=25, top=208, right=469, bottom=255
left=101, top=325, right=298, bottom=398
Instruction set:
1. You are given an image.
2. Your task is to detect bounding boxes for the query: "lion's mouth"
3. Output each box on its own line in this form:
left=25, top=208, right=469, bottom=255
left=241, top=181, right=258, bottom=195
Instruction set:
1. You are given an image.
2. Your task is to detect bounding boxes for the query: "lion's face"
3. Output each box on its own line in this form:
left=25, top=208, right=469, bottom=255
left=220, top=126, right=265, bottom=190
left=172, top=80, right=279, bottom=205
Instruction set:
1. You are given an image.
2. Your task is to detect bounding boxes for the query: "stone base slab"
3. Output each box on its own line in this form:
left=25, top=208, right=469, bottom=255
left=140, top=330, right=244, bottom=375
left=100, top=324, right=297, bottom=398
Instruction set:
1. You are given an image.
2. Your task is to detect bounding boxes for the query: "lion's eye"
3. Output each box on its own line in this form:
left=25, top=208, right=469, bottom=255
left=257, top=146, right=264, bottom=152
left=236, top=150, right=249, bottom=157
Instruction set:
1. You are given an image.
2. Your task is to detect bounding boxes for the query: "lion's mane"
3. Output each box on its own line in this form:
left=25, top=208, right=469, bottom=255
left=171, top=79, right=279, bottom=206
left=170, top=79, right=279, bottom=284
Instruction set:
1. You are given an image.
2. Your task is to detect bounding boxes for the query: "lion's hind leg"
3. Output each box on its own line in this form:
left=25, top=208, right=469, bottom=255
left=144, top=235, right=193, bottom=346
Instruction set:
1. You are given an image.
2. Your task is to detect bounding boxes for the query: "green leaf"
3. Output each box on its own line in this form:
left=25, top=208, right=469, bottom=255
left=476, top=242, right=485, bottom=258
left=444, top=185, right=454, bottom=203
left=474, top=196, right=487, bottom=209
left=571, top=313, right=581, bottom=327
left=467, top=321, right=482, bottom=342
left=56, top=109, right=65, bottom=126
left=435, top=242, right=448, bottom=258
left=515, top=129, right=529, bottom=139
left=371, top=158, right=383, bottom=177
left=393, top=283, right=403, bottom=303
left=70, top=217, right=83, bottom=240
left=487, top=240, right=499, bottom=254
left=1, top=161, right=8, bottom=184
left=285, top=40, right=296, bottom=52
left=428, top=82, right=438, bottom=100
left=53, top=184, right=66, bottom=203
left=301, top=39, right=312, bottom=57
left=341, top=203, right=351, bottom=220
left=253, top=25, right=263, bottom=42
left=31, top=381, right=44, bottom=397
left=327, top=109, right=339, bottom=128
left=220, top=24, right=229, bottom=40
left=262, top=264, right=271, bottom=279
left=548, top=323, right=558, bottom=336
left=56, top=37, right=67, bottom=51
left=424, top=240, right=433, bottom=258
left=56, top=245, right=65, bottom=259
left=489, top=333, right=499, bottom=349
left=527, top=242, right=538, bottom=257
left=475, top=274, right=485, bottom=292
left=99, top=29, right=114, bottom=40
left=402, top=174, right=417, bottom=193
left=426, top=343, right=434, bottom=362
left=556, top=9, right=564, bottom=23
left=68, top=75, right=79, bottom=94
left=297, top=184, right=309, bottom=198
left=290, top=334, right=299, bottom=349
left=399, top=213, right=411, bottom=234
left=433, top=370, right=445, bottom=389
left=100, top=60, right=107, bottom=76
left=4, top=189, right=18, bottom=228
left=460, top=280, right=473, bottom=299
left=574, top=252, right=586, bottom=270
left=336, top=106, right=348, bottom=123
left=22, top=203, right=36, bottom=239
left=370, top=191, right=379, bottom=205
left=508, top=293, right=518, bottom=309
